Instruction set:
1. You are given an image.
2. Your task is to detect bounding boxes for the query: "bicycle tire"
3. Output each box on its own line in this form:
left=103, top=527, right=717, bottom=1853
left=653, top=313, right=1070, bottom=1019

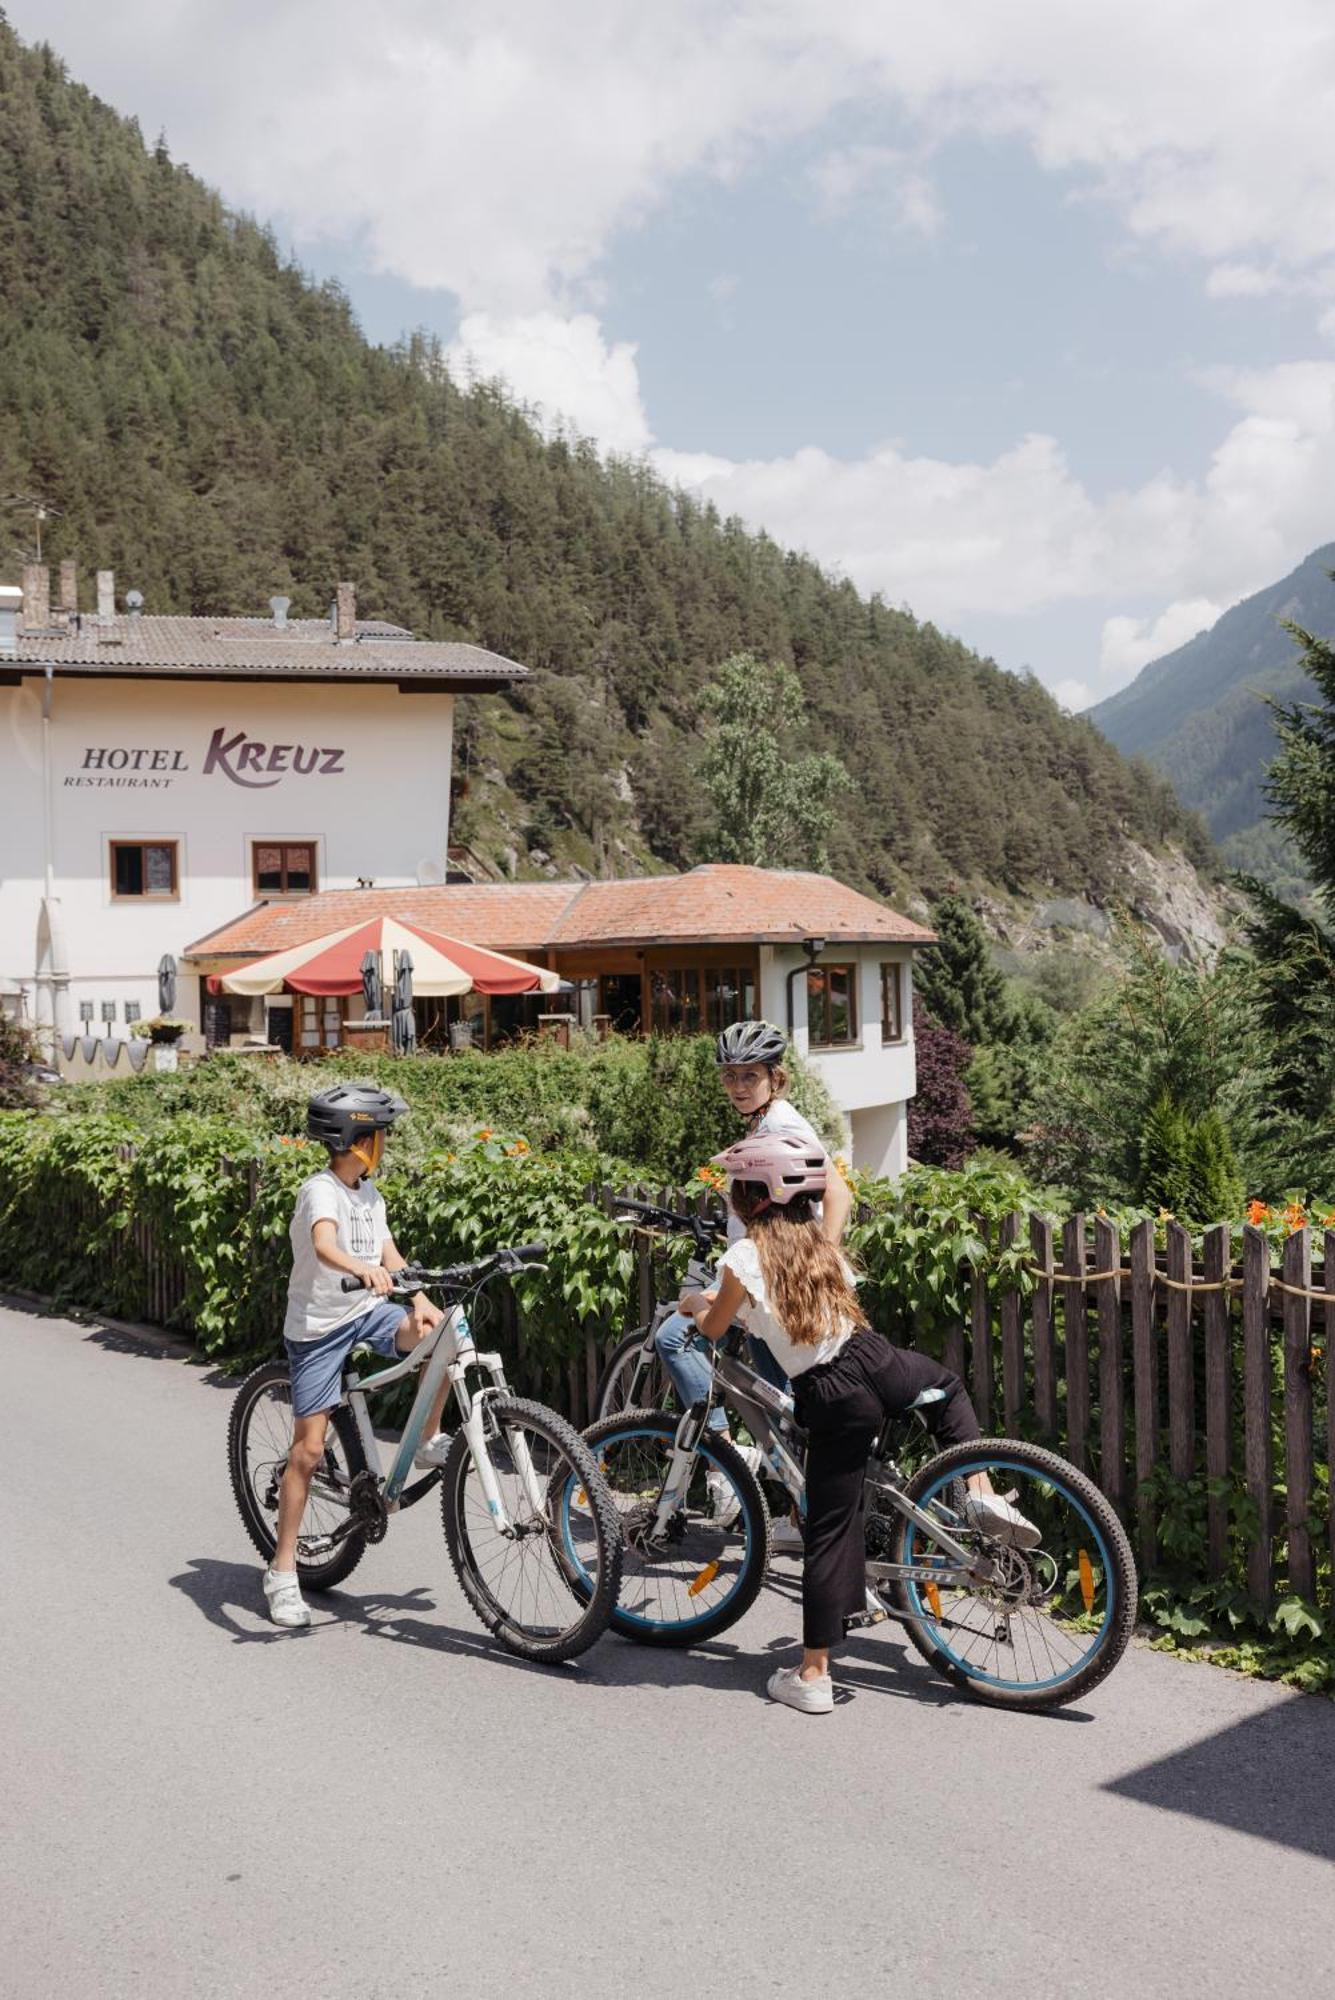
left=227, top=1359, right=369, bottom=1590
left=889, top=1437, right=1138, bottom=1711
left=594, top=1325, right=672, bottom=1418
left=566, top=1410, right=771, bottom=1647
left=441, top=1396, right=623, bottom=1664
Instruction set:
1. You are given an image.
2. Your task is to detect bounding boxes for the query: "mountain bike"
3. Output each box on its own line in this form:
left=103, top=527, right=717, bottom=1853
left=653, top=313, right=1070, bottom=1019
left=227, top=1243, right=623, bottom=1663
left=557, top=1329, right=1138, bottom=1709
left=594, top=1196, right=729, bottom=1417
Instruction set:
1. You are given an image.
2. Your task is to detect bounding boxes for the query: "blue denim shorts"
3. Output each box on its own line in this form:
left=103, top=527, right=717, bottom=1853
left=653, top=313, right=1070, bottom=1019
left=285, top=1299, right=408, bottom=1418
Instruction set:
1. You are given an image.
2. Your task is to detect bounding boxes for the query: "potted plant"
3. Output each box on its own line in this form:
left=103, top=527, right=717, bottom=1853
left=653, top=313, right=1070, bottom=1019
left=131, top=1015, right=190, bottom=1072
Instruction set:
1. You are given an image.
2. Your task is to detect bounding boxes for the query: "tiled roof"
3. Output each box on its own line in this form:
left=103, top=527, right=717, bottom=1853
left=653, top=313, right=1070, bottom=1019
left=186, top=865, right=933, bottom=960
left=6, top=615, right=527, bottom=687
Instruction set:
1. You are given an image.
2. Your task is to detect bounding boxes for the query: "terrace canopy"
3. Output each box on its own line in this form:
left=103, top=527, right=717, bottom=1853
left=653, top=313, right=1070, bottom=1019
left=218, top=916, right=560, bottom=1000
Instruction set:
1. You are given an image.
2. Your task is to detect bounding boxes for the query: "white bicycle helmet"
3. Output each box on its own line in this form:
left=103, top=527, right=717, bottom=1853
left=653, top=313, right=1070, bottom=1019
left=715, top=1019, right=787, bottom=1068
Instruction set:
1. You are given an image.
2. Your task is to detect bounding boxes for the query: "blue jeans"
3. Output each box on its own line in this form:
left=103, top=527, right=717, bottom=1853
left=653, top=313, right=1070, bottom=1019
left=654, top=1310, right=788, bottom=1433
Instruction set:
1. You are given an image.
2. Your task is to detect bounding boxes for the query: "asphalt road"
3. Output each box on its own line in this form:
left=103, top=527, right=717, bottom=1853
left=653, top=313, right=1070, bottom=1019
left=4, top=1298, right=1334, bottom=2000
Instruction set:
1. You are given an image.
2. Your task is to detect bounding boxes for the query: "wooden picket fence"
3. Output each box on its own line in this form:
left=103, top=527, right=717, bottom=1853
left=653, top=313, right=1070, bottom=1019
left=60, top=1163, right=1334, bottom=1612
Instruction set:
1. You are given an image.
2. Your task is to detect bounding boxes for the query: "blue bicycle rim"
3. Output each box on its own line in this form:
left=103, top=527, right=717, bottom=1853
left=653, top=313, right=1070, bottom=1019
left=559, top=1424, right=756, bottom=1634
left=902, top=1455, right=1115, bottom=1694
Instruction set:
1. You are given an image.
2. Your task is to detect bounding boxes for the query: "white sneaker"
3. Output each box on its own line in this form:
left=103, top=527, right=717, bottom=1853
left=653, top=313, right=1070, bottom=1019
left=708, top=1444, right=761, bottom=1528
left=770, top=1516, right=805, bottom=1554
left=262, top=1568, right=310, bottom=1628
left=413, top=1432, right=452, bottom=1470
left=964, top=1492, right=1042, bottom=1549
left=767, top=1665, right=834, bottom=1714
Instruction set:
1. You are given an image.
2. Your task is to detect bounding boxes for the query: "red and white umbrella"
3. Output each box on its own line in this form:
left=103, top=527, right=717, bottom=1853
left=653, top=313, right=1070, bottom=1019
left=219, top=916, right=561, bottom=999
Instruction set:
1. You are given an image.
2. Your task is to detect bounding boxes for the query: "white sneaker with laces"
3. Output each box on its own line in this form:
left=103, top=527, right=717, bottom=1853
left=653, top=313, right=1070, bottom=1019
left=767, top=1665, right=834, bottom=1714
left=708, top=1444, right=761, bottom=1529
left=262, top=1567, right=310, bottom=1628
left=413, top=1432, right=452, bottom=1470
left=769, top=1515, right=805, bottom=1554
left=964, top=1492, right=1042, bottom=1548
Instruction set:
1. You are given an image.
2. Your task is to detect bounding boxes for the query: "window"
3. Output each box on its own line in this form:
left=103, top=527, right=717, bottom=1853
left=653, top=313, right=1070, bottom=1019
left=110, top=840, right=178, bottom=899
left=704, top=966, right=756, bottom=1034
left=807, top=962, right=858, bottom=1047
left=297, top=994, right=344, bottom=1052
left=253, top=842, right=317, bottom=895
left=880, top=962, right=905, bottom=1043
left=651, top=968, right=701, bottom=1036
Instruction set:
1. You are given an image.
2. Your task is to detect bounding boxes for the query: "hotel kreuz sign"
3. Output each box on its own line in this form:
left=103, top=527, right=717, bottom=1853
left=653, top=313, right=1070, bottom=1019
left=65, top=728, right=348, bottom=791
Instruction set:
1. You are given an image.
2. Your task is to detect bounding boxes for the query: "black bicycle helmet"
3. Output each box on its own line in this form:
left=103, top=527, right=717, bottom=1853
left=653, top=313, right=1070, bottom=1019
left=715, top=1019, right=787, bottom=1068
left=306, top=1081, right=408, bottom=1153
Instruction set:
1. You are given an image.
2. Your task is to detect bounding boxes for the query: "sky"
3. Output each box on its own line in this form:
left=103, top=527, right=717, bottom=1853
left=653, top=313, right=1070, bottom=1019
left=12, top=0, right=1335, bottom=709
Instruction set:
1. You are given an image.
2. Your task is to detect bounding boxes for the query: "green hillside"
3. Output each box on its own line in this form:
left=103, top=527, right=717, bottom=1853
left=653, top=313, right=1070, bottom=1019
left=0, top=20, right=1210, bottom=907
left=1091, top=545, right=1335, bottom=895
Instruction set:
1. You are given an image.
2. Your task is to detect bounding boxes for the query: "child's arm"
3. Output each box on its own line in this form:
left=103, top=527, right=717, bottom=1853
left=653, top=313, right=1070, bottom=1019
left=381, top=1233, right=442, bottom=1331
left=679, top=1264, right=748, bottom=1343
left=821, top=1165, right=852, bottom=1245
left=311, top=1218, right=394, bottom=1295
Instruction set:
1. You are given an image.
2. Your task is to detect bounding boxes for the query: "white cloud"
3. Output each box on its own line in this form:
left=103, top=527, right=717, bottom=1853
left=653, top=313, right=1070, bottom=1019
left=444, top=312, right=652, bottom=454
left=19, top=1, right=1335, bottom=310
left=1206, top=264, right=1283, bottom=299
left=1099, top=597, right=1224, bottom=684
left=653, top=362, right=1335, bottom=684
left=1052, top=679, right=1094, bottom=712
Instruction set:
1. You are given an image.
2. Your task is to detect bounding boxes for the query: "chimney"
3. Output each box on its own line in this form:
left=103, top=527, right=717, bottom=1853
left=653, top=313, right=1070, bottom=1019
left=270, top=594, right=291, bottom=630
left=96, top=569, right=116, bottom=622
left=59, top=560, right=78, bottom=621
left=21, top=563, right=49, bottom=631
left=335, top=580, right=356, bottom=642
left=0, top=584, right=21, bottom=659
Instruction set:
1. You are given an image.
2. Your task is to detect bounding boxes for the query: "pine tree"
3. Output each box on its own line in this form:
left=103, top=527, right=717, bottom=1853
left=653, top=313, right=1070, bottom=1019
left=1138, top=1091, right=1191, bottom=1215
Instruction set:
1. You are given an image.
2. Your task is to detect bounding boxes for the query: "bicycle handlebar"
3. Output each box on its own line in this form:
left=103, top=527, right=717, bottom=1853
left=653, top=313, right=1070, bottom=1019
left=611, top=1195, right=727, bottom=1247
left=339, top=1241, right=548, bottom=1295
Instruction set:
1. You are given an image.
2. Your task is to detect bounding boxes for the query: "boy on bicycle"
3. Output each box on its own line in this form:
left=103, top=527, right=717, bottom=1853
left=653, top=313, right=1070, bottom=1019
left=263, top=1082, right=450, bottom=1628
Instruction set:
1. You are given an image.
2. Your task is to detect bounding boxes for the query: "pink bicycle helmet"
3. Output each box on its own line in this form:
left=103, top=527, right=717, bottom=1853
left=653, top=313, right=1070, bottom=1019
left=711, top=1130, right=828, bottom=1204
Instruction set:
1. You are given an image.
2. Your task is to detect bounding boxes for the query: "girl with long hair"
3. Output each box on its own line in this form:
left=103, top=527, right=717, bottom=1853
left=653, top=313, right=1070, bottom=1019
left=679, top=1131, right=1036, bottom=1713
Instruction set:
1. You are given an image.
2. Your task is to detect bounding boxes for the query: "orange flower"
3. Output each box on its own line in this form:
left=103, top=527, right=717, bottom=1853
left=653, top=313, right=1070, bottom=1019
left=1284, top=1200, right=1308, bottom=1235
left=513, top=1138, right=530, bottom=1153
left=1247, top=1200, right=1271, bottom=1226
left=1322, top=1210, right=1335, bottom=1231
left=477, top=1128, right=494, bottom=1140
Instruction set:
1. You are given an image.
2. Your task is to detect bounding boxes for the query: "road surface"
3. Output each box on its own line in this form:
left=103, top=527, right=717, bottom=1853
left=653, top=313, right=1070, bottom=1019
left=3, top=1299, right=1333, bottom=1999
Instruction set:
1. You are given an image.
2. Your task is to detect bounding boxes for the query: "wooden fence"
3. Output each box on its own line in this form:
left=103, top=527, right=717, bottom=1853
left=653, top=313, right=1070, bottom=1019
left=64, top=1168, right=1334, bottom=1612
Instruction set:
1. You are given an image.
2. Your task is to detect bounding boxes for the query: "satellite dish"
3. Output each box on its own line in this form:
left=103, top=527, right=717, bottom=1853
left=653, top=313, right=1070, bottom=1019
left=416, top=858, right=446, bottom=886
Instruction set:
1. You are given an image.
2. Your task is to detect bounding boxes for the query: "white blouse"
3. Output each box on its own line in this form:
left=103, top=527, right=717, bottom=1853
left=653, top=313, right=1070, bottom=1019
left=717, top=1236, right=855, bottom=1380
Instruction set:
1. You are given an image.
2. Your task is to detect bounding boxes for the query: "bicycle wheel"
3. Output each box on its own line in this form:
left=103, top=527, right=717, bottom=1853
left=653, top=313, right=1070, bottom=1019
left=555, top=1411, right=771, bottom=1646
left=594, top=1325, right=672, bottom=1418
left=889, top=1437, right=1138, bottom=1710
left=227, top=1360, right=369, bottom=1590
left=441, top=1396, right=623, bottom=1664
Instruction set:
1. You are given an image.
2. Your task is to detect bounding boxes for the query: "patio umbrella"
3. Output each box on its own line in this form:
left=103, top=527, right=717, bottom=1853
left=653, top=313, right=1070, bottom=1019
left=391, top=949, right=417, bottom=1055
left=219, top=915, right=562, bottom=1000
left=157, top=954, right=177, bottom=1014
left=360, top=948, right=384, bottom=1020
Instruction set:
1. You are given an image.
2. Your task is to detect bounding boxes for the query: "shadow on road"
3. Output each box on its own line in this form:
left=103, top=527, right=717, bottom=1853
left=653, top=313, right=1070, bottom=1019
left=1104, top=1698, right=1335, bottom=1861
left=169, top=1554, right=1096, bottom=1715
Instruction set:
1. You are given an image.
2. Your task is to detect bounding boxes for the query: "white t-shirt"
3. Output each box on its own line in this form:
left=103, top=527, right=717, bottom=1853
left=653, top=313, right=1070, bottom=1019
left=283, top=1168, right=391, bottom=1343
left=724, top=1097, right=827, bottom=1245
left=717, top=1236, right=855, bottom=1379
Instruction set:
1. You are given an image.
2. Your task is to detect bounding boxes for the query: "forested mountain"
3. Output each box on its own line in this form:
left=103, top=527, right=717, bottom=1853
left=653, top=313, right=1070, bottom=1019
left=0, top=20, right=1210, bottom=909
left=1091, top=545, right=1335, bottom=895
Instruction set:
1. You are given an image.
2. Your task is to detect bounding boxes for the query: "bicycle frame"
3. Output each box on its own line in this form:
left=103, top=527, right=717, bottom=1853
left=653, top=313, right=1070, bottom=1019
left=647, top=1335, right=997, bottom=1613
left=339, top=1301, right=544, bottom=1534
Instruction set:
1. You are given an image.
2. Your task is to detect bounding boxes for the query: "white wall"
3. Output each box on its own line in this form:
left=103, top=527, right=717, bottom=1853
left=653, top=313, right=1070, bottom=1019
left=0, top=675, right=454, bottom=1033
left=758, top=944, right=917, bottom=1176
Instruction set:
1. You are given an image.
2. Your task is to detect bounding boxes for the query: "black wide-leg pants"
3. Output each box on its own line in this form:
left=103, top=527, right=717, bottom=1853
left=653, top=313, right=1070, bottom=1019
left=792, top=1328, right=981, bottom=1651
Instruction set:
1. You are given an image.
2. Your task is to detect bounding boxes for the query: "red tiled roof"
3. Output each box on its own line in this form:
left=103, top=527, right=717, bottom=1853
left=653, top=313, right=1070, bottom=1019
left=187, top=866, right=933, bottom=961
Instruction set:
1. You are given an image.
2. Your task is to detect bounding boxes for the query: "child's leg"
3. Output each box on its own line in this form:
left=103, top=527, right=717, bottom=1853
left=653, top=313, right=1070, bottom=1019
left=396, top=1305, right=453, bottom=1439
left=274, top=1409, right=331, bottom=1573
left=654, top=1309, right=729, bottom=1435
left=800, top=1421, right=877, bottom=1679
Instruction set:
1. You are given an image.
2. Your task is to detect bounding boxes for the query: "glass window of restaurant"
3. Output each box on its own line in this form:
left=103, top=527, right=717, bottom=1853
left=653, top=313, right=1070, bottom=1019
left=807, top=962, right=858, bottom=1048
